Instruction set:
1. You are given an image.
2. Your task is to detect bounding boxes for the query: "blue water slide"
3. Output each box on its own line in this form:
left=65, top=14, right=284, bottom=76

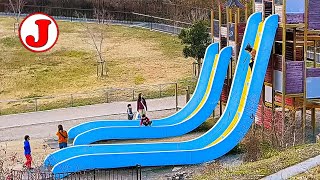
left=68, top=43, right=219, bottom=139
left=73, top=45, right=232, bottom=145
left=44, top=12, right=262, bottom=168
left=50, top=14, right=278, bottom=175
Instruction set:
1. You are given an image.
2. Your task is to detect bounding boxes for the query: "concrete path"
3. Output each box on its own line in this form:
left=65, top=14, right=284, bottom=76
left=0, top=96, right=186, bottom=130
left=261, top=155, right=320, bottom=180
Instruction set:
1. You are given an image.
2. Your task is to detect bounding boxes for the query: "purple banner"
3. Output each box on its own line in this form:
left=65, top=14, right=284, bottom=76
left=307, top=68, right=320, bottom=78
left=286, top=61, right=304, bottom=94
left=286, top=0, right=304, bottom=24
left=309, top=0, right=320, bottom=30
left=287, top=13, right=304, bottom=24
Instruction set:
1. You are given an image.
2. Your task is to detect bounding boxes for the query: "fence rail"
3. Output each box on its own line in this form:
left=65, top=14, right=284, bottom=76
left=0, top=3, right=196, bottom=35
left=0, top=80, right=197, bottom=116
left=7, top=166, right=142, bottom=180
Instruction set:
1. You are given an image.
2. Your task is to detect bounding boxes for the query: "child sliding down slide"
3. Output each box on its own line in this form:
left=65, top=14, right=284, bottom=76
left=140, top=114, right=152, bottom=126
left=245, top=43, right=256, bottom=70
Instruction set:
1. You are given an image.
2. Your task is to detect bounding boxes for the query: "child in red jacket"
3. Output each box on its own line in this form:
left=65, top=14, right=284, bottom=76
left=140, top=114, right=152, bottom=126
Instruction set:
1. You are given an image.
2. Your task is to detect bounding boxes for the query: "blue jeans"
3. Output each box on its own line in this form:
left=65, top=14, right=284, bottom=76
left=59, top=142, right=67, bottom=149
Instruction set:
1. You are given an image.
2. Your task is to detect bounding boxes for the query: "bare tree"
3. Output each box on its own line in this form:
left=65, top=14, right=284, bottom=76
left=91, top=0, right=109, bottom=24
left=8, top=0, right=26, bottom=33
left=76, top=12, right=109, bottom=77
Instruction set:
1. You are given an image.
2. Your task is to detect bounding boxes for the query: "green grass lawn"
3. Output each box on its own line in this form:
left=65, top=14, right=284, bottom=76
left=0, top=17, right=192, bottom=100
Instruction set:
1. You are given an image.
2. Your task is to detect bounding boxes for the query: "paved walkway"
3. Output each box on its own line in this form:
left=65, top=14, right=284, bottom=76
left=0, top=96, right=186, bottom=130
left=261, top=155, right=320, bottom=180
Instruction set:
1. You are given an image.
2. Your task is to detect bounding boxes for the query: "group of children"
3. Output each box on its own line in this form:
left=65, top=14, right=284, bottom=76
left=127, top=104, right=152, bottom=126
left=23, top=125, right=68, bottom=169
left=23, top=104, right=152, bottom=169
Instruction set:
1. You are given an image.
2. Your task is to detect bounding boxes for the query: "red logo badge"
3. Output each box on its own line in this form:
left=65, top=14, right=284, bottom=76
left=19, top=13, right=59, bottom=52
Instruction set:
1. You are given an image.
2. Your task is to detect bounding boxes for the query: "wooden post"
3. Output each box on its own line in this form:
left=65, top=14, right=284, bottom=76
left=271, top=49, right=276, bottom=145
left=245, top=1, right=248, bottom=21
left=219, top=4, right=222, bottom=49
left=235, top=9, right=239, bottom=61
left=237, top=8, right=240, bottom=23
left=293, top=28, right=297, bottom=61
left=281, top=0, right=287, bottom=144
left=314, top=41, right=317, bottom=67
left=226, top=7, right=231, bottom=103
left=262, top=0, right=265, bottom=21
left=272, top=0, right=275, bottom=14
left=219, top=3, right=222, bottom=116
left=175, top=83, right=178, bottom=111
left=292, top=109, right=297, bottom=146
left=312, top=40, right=317, bottom=133
left=229, top=8, right=233, bottom=25
left=303, top=0, right=309, bottom=143
left=211, top=9, right=214, bottom=42
left=252, top=0, right=255, bottom=12
left=311, top=108, right=316, bottom=139
left=271, top=0, right=276, bottom=145
left=262, top=86, right=266, bottom=133
left=226, top=7, right=230, bottom=46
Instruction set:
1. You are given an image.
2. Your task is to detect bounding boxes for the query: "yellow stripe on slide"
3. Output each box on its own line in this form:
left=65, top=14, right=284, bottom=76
left=207, top=22, right=264, bottom=147
left=186, top=54, right=219, bottom=119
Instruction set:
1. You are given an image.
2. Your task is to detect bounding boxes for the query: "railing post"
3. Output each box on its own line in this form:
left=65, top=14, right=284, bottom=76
left=70, top=94, right=74, bottom=107
left=132, top=89, right=135, bottom=100
left=159, top=84, right=162, bottom=98
left=175, top=83, right=178, bottom=111
left=106, top=91, right=109, bottom=103
left=186, top=85, right=190, bottom=103
left=136, top=165, right=139, bottom=180
left=34, top=98, right=38, bottom=111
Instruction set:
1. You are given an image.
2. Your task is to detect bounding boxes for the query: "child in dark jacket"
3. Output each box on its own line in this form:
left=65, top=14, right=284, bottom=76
left=245, top=43, right=256, bottom=70
left=127, top=104, right=134, bottom=120
left=140, top=114, right=152, bottom=126
left=23, top=135, right=32, bottom=169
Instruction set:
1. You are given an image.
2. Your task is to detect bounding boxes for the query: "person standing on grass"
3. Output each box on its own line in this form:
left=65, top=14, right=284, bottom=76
left=23, top=135, right=32, bottom=169
left=56, top=125, right=68, bottom=149
left=137, top=93, right=147, bottom=116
